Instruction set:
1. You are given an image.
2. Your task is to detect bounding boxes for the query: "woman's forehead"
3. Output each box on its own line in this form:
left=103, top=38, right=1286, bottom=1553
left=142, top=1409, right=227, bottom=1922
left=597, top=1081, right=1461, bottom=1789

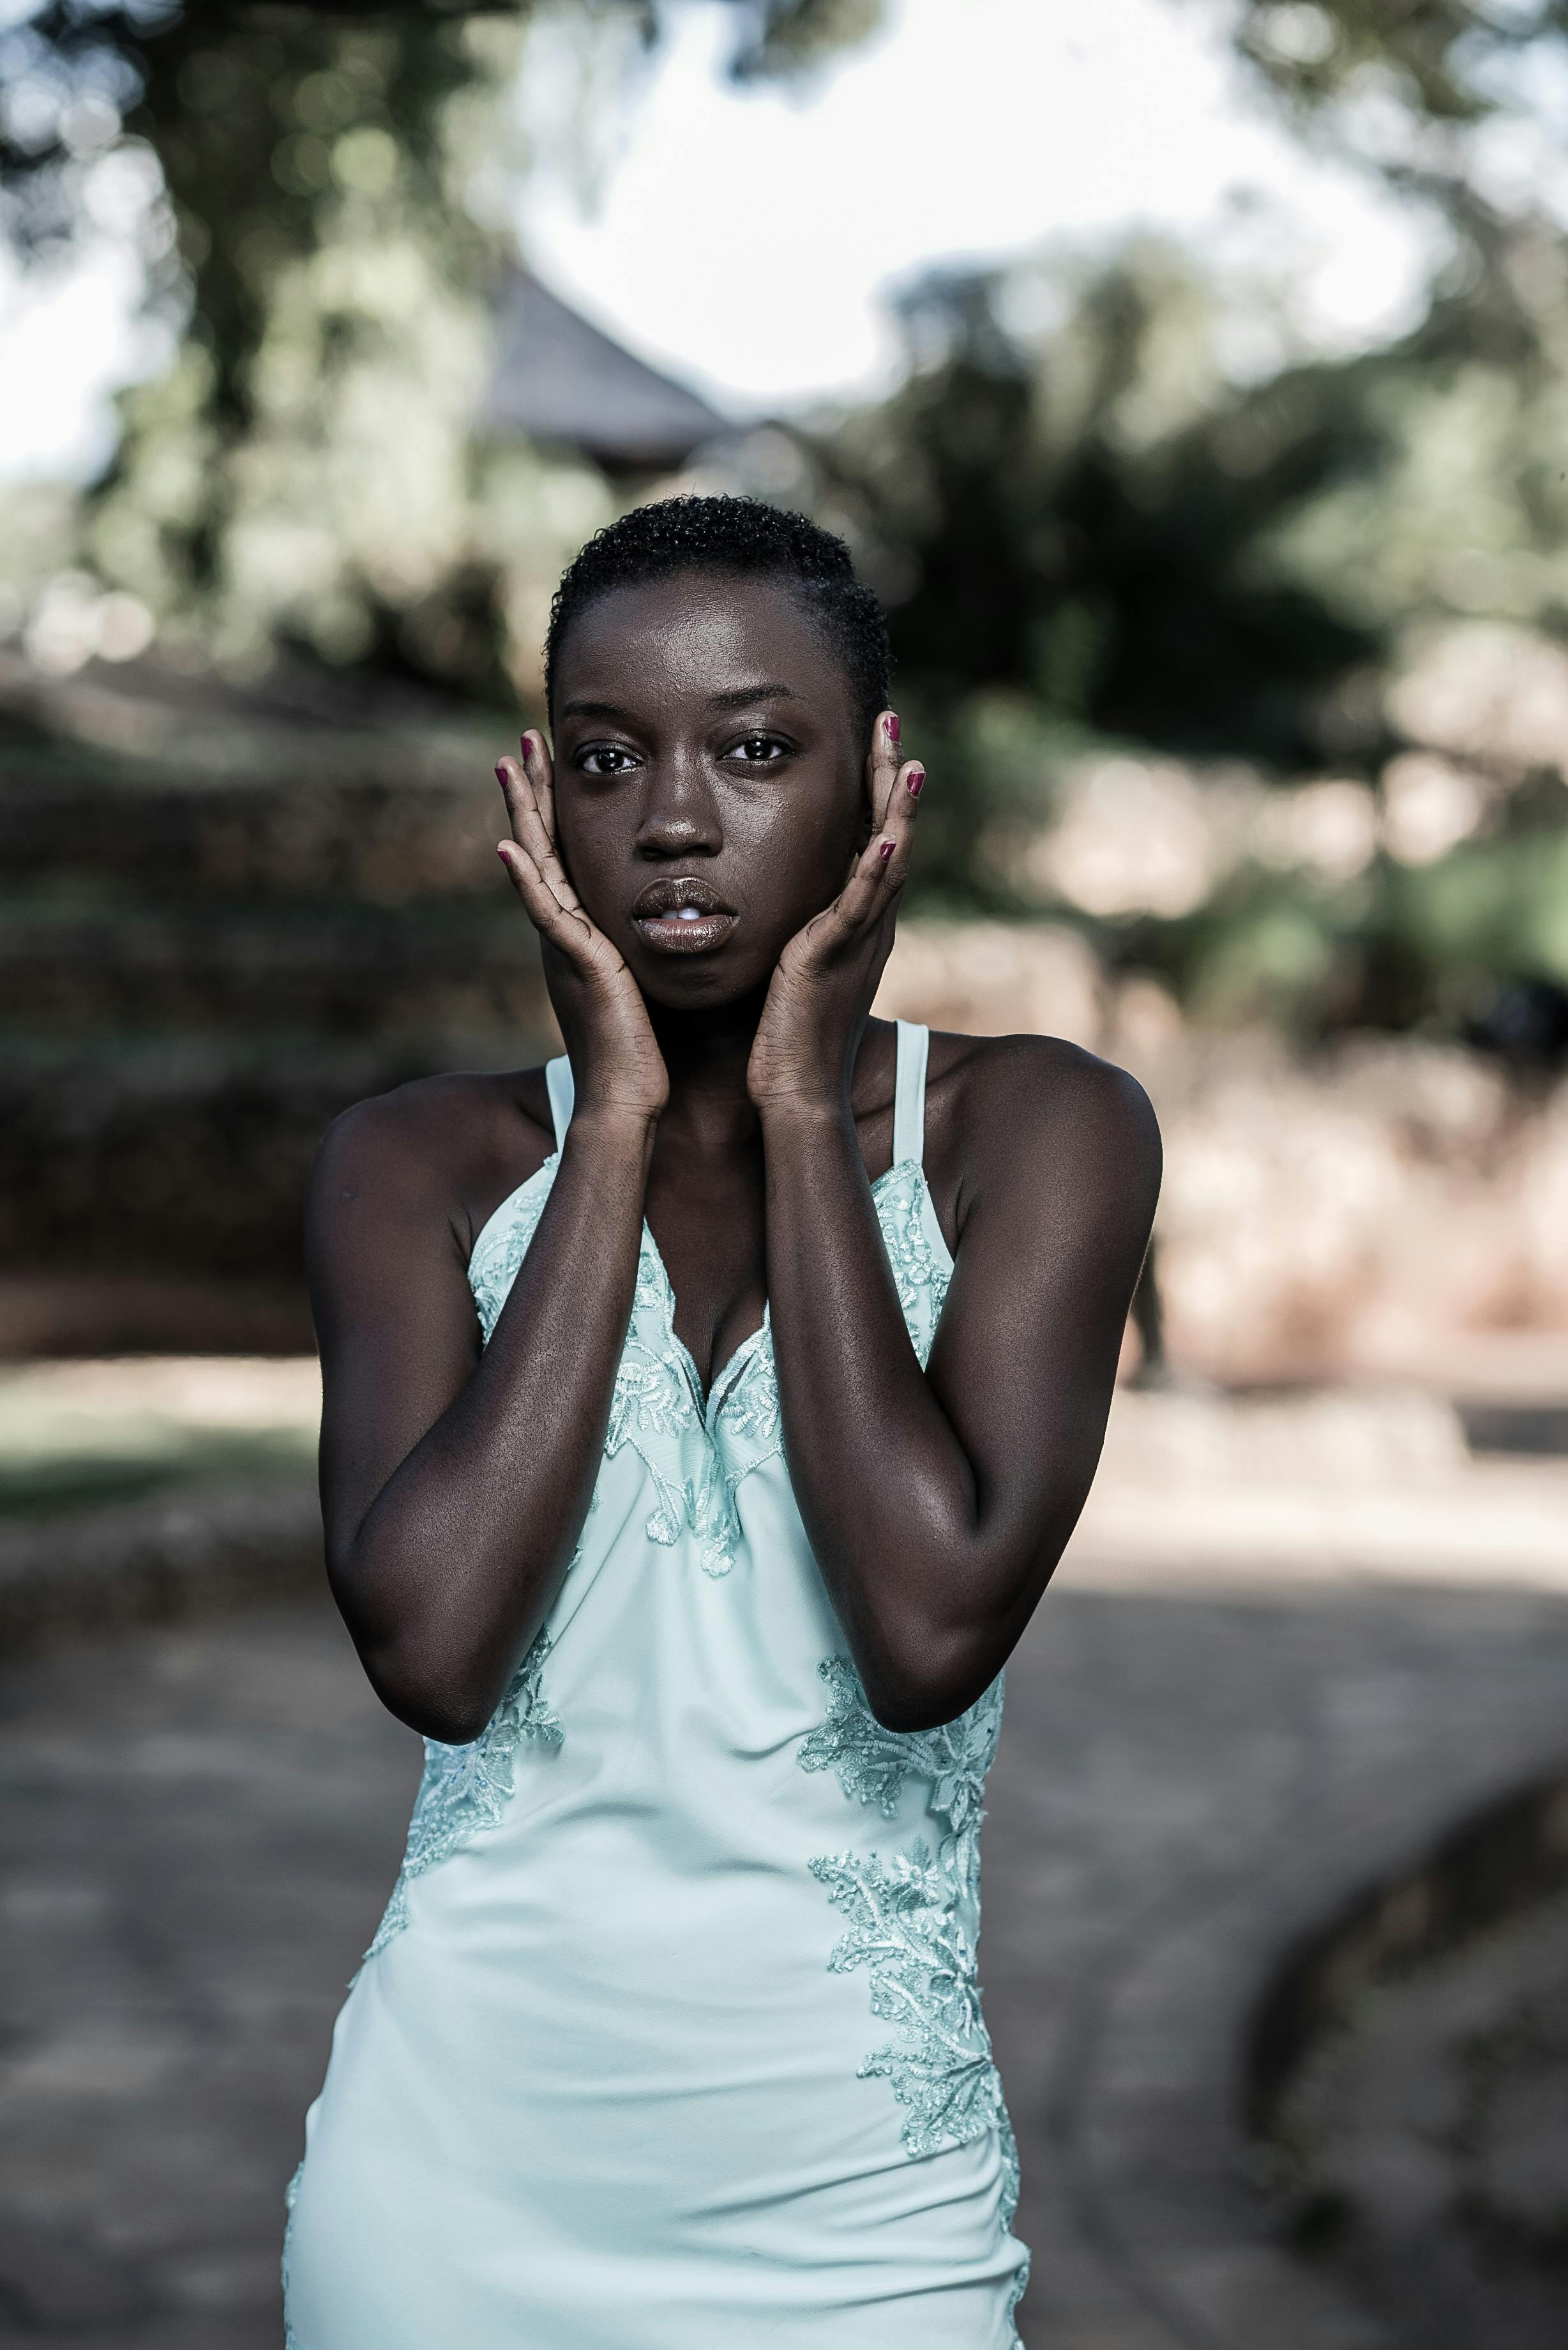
left=555, top=572, right=848, bottom=711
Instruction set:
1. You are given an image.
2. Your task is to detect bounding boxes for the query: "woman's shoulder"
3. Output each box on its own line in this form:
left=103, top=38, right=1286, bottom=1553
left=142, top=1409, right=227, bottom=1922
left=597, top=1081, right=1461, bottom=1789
left=924, top=1026, right=1162, bottom=1211
left=307, top=1064, right=558, bottom=1257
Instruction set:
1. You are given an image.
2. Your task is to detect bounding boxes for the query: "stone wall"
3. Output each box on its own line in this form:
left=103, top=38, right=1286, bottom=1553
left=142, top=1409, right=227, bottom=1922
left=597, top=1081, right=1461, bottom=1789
left=2, top=676, right=557, bottom=1350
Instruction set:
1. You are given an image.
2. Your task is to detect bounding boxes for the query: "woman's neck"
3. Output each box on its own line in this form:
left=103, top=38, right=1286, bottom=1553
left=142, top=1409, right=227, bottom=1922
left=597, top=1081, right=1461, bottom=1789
left=647, top=989, right=767, bottom=1153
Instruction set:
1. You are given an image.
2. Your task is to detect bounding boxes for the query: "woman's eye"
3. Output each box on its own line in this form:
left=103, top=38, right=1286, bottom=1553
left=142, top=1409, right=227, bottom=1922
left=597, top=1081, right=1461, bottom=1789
left=577, top=745, right=639, bottom=777
left=727, top=733, right=790, bottom=764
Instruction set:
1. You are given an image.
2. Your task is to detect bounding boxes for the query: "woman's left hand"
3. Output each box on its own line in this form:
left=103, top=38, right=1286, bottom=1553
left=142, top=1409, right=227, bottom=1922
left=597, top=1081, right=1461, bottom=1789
left=747, top=713, right=924, bottom=1114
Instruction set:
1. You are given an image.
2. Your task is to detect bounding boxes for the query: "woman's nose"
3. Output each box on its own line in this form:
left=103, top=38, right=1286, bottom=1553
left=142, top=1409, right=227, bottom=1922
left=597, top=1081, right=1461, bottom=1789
left=634, top=751, right=722, bottom=860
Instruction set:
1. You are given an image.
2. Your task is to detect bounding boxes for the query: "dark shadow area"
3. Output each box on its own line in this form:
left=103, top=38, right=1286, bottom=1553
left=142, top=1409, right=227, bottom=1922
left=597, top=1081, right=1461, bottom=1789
left=1250, top=1768, right=1568, bottom=2350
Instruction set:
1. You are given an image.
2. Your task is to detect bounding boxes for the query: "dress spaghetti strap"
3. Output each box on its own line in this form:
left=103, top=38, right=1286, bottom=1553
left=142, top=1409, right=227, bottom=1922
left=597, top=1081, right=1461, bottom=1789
left=891, top=1020, right=930, bottom=1169
left=545, top=1055, right=575, bottom=1149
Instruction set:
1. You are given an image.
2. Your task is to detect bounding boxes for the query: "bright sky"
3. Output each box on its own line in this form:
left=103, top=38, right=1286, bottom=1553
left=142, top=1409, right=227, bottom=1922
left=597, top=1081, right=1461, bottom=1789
left=518, top=0, right=1444, bottom=414
left=0, top=0, right=1445, bottom=481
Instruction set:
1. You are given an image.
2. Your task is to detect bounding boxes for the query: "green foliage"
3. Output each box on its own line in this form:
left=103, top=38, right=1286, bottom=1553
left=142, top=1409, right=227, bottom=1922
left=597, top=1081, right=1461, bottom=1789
left=1131, top=822, right=1568, bottom=1036
left=1226, top=1, right=1568, bottom=363
left=1229, top=0, right=1549, bottom=131
left=830, top=249, right=1384, bottom=765
left=2, top=8, right=569, bottom=679
left=8, top=1, right=1568, bottom=1046
left=819, top=246, right=1391, bottom=936
left=725, top=0, right=885, bottom=79
left=0, top=2, right=886, bottom=687
left=1263, top=355, right=1568, bottom=634
left=819, top=229, right=1568, bottom=1041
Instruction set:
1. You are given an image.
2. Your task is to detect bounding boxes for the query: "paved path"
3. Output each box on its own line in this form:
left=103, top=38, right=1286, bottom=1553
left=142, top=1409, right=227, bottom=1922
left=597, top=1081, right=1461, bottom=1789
left=985, top=1569, right=1568, bottom=2349
left=0, top=1609, right=411, bottom=2349
left=3, top=1400, right=1568, bottom=2347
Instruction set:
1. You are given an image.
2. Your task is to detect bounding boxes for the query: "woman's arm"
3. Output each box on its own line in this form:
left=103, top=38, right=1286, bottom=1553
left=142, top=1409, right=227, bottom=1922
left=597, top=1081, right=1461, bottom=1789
left=762, top=1043, right=1158, bottom=1731
left=309, top=738, right=668, bottom=1743
left=750, top=718, right=1160, bottom=1731
left=308, top=1088, right=653, bottom=1745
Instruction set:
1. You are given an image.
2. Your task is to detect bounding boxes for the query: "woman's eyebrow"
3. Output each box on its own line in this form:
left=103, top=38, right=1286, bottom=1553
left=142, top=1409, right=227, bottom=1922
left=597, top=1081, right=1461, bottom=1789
left=559, top=683, right=799, bottom=722
left=559, top=697, right=636, bottom=722
left=708, top=682, right=798, bottom=711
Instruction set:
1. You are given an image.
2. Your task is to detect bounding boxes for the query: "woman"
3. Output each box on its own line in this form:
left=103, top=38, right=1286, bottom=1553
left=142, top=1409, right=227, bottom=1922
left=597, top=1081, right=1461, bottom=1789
left=284, top=496, right=1160, bottom=2348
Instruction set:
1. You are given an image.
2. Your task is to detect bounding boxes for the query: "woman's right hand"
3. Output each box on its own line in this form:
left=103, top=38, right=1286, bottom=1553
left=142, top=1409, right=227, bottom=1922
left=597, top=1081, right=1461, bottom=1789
left=496, top=734, right=668, bottom=1126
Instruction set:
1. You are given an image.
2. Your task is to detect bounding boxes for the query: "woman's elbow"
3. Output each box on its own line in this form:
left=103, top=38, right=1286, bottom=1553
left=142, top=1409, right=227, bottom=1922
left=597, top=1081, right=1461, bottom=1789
left=859, top=1630, right=1002, bottom=1735
left=328, top=1545, right=505, bottom=1746
left=356, top=1633, right=501, bottom=1747
left=384, top=1685, right=494, bottom=1747
left=371, top=1672, right=492, bottom=1747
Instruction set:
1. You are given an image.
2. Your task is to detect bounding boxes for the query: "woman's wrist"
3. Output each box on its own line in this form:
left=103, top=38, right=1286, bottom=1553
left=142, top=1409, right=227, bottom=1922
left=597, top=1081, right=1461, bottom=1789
left=757, top=1091, right=856, bottom=1147
left=560, top=1099, right=661, bottom=1164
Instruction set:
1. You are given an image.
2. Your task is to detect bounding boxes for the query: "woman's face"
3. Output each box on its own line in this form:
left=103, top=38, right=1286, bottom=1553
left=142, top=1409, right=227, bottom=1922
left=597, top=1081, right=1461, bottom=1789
left=548, top=571, right=868, bottom=1010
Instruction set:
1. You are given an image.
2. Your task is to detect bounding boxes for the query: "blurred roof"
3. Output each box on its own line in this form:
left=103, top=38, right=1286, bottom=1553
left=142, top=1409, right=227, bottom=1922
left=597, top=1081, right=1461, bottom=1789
left=482, top=268, right=728, bottom=472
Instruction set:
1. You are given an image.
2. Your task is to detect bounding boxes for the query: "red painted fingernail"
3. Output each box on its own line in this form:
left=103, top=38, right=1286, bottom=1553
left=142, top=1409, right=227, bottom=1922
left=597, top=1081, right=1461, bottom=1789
left=495, top=763, right=508, bottom=785
left=878, top=839, right=895, bottom=863
left=886, top=713, right=900, bottom=745
left=907, top=766, right=924, bottom=798
left=520, top=733, right=531, bottom=755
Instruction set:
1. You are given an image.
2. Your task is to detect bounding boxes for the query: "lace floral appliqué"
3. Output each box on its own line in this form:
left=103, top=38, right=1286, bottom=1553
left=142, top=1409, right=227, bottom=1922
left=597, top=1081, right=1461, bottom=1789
left=799, top=1653, right=1000, bottom=1878
left=811, top=1840, right=1003, bottom=2155
left=473, top=1178, right=785, bottom=1581
left=465, top=1153, right=945, bottom=1586
left=875, top=1160, right=951, bottom=1363
left=281, top=2159, right=303, bottom=2349
left=601, top=1268, right=751, bottom=1579
left=802, top=1656, right=1025, bottom=2335
left=359, top=1630, right=562, bottom=1968
left=469, top=1164, right=556, bottom=1345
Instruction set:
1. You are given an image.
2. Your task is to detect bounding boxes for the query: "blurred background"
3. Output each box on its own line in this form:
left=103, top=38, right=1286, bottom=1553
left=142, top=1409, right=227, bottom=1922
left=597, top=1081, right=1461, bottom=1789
left=3, top=3, right=1568, bottom=2346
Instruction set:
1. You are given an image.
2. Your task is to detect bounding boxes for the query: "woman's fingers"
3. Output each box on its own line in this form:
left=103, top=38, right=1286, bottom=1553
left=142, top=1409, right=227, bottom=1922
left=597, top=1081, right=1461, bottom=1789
left=823, top=704, right=917, bottom=946
left=523, top=729, right=556, bottom=835
left=495, top=753, right=548, bottom=868
left=494, top=747, right=557, bottom=884
left=495, top=741, right=615, bottom=978
left=859, top=749, right=925, bottom=907
left=520, top=732, right=582, bottom=907
left=820, top=750, right=926, bottom=946
left=864, top=709, right=903, bottom=840
left=496, top=837, right=598, bottom=963
left=497, top=738, right=582, bottom=915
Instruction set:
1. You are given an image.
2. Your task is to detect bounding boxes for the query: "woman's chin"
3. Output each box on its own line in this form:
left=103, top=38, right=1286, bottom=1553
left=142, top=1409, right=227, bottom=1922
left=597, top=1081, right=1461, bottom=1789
left=628, top=946, right=776, bottom=1015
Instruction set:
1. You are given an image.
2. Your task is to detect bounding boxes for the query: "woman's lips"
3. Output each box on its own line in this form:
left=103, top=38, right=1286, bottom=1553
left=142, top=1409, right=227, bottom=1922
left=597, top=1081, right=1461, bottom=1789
left=629, top=876, right=737, bottom=957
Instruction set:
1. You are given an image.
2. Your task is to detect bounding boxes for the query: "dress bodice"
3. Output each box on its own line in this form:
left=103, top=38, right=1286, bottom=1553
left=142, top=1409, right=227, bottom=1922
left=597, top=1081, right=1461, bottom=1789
left=283, top=1022, right=1029, bottom=2350
left=467, top=1020, right=954, bottom=1579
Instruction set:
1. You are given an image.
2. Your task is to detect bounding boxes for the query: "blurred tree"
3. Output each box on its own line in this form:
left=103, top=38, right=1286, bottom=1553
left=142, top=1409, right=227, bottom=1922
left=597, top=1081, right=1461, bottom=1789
left=821, top=245, right=1390, bottom=907
left=1226, top=0, right=1558, bottom=162
left=820, top=227, right=1568, bottom=1048
left=0, top=1, right=883, bottom=688
left=838, top=248, right=1383, bottom=757
left=1223, top=0, right=1568, bottom=361
left=1228, top=0, right=1541, bottom=137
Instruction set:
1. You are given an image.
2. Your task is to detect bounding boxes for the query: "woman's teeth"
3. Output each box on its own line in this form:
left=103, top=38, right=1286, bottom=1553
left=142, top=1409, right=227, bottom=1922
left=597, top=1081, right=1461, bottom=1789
left=633, top=891, right=735, bottom=949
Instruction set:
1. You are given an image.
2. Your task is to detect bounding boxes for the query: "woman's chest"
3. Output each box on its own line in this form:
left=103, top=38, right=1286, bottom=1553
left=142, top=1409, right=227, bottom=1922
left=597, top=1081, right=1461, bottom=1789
left=643, top=1155, right=768, bottom=1397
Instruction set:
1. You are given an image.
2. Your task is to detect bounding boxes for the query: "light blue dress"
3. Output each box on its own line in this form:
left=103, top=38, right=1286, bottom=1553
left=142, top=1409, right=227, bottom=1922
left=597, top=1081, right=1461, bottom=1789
left=284, top=1021, right=1029, bottom=2347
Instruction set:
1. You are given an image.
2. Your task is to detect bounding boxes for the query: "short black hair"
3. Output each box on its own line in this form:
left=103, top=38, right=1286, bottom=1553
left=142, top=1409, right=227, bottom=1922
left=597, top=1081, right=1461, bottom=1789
left=545, top=494, right=891, bottom=743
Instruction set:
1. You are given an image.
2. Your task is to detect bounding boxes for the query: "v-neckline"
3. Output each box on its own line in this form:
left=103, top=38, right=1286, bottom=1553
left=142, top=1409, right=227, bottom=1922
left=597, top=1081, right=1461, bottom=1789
left=637, top=1218, right=770, bottom=1425
left=638, top=1159, right=913, bottom=1424
left=467, top=1153, right=940, bottom=1414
